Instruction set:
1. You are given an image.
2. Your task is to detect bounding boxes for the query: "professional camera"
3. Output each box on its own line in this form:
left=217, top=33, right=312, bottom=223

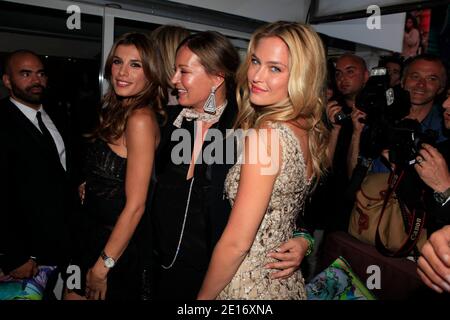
left=387, top=119, right=438, bottom=167
left=330, top=92, right=352, bottom=124
left=355, top=67, right=410, bottom=124
left=354, top=67, right=437, bottom=166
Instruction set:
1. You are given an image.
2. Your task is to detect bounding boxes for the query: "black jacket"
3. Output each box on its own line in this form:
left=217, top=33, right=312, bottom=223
left=0, top=98, right=78, bottom=273
left=152, top=99, right=237, bottom=270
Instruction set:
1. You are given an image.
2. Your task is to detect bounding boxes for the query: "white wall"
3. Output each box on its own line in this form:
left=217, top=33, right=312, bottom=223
left=168, top=0, right=311, bottom=23
left=314, top=0, right=423, bottom=17
left=312, top=12, right=406, bottom=53
left=355, top=44, right=392, bottom=71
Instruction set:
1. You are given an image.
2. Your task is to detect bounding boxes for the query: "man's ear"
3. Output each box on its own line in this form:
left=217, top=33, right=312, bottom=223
left=363, top=70, right=369, bottom=84
left=2, top=74, right=11, bottom=90
left=437, top=79, right=446, bottom=95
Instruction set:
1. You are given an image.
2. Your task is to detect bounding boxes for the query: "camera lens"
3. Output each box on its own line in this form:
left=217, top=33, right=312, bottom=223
left=334, top=111, right=350, bottom=124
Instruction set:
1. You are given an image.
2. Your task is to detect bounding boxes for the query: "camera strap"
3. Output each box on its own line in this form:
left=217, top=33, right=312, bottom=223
left=374, top=169, right=426, bottom=257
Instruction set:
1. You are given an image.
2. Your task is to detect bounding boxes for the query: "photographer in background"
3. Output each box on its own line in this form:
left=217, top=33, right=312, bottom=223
left=334, top=53, right=369, bottom=110
left=402, top=55, right=446, bottom=140
left=348, top=54, right=448, bottom=176
left=307, top=54, right=369, bottom=235
left=383, top=55, right=404, bottom=89
left=302, top=54, right=370, bottom=279
left=416, top=94, right=450, bottom=294
left=332, top=54, right=370, bottom=179
left=327, top=54, right=368, bottom=225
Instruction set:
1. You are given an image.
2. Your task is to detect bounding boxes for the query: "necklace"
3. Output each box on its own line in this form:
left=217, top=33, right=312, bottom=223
left=161, top=177, right=195, bottom=269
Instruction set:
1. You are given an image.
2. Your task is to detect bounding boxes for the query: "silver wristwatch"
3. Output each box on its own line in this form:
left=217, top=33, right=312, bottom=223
left=433, top=187, right=450, bottom=205
left=100, top=250, right=116, bottom=268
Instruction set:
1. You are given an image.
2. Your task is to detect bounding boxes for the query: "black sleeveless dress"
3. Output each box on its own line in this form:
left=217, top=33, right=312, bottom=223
left=77, top=139, right=141, bottom=300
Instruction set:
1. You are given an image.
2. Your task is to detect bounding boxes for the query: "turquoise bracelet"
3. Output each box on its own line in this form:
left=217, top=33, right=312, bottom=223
left=293, top=230, right=314, bottom=256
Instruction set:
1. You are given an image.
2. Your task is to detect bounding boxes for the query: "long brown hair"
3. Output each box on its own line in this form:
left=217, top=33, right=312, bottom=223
left=92, top=32, right=165, bottom=143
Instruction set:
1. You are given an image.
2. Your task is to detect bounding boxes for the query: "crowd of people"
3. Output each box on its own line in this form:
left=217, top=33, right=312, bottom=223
left=0, top=19, right=449, bottom=301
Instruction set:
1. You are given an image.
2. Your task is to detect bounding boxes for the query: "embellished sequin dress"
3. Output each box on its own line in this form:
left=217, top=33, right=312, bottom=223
left=217, top=122, right=309, bottom=300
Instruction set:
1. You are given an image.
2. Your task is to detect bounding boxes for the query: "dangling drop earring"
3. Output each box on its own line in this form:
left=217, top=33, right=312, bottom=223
left=203, top=86, right=217, bottom=114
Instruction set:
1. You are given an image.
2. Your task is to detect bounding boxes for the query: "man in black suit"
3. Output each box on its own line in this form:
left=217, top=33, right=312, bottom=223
left=0, top=50, right=77, bottom=292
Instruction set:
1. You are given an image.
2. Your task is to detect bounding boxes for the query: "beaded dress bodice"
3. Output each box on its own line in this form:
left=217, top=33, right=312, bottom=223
left=218, top=122, right=309, bottom=300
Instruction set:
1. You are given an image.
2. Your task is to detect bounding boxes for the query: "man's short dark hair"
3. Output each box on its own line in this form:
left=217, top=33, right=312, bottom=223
left=382, top=55, right=404, bottom=75
left=2, top=49, right=42, bottom=76
left=402, top=53, right=447, bottom=88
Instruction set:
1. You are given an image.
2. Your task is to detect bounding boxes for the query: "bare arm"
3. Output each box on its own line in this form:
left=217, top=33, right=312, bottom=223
left=197, top=128, right=280, bottom=300
left=347, top=109, right=366, bottom=178
left=86, top=109, right=158, bottom=300
left=326, top=100, right=343, bottom=165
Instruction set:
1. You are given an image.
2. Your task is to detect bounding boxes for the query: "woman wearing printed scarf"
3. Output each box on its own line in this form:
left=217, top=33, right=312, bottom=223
left=151, top=31, right=311, bottom=300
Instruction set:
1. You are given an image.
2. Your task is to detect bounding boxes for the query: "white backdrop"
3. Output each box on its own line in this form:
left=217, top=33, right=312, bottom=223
left=168, top=0, right=311, bottom=23
left=312, top=12, right=406, bottom=53
left=314, top=0, right=427, bottom=17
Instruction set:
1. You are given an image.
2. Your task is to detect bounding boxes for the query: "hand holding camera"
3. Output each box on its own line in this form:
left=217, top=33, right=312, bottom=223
left=414, top=143, right=450, bottom=194
left=327, top=100, right=343, bottom=127
left=328, top=93, right=352, bottom=125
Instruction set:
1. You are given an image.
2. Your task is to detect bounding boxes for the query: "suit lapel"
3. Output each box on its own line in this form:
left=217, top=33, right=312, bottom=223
left=8, top=101, right=66, bottom=173
left=7, top=100, right=46, bottom=147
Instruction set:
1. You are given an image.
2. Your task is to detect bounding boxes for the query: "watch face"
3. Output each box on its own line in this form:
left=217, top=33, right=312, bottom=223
left=104, top=257, right=115, bottom=268
left=434, top=191, right=447, bottom=204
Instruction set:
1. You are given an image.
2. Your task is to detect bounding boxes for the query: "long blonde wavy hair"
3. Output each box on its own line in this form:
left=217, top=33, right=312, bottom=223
left=235, top=21, right=330, bottom=179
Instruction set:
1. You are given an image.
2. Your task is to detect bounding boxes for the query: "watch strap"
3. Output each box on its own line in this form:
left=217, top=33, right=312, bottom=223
left=434, top=187, right=450, bottom=205
left=100, top=250, right=116, bottom=268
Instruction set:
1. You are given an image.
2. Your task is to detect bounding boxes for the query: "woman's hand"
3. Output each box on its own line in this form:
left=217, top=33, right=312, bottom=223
left=264, top=237, right=309, bottom=280
left=86, top=261, right=108, bottom=300
left=9, top=259, right=38, bottom=279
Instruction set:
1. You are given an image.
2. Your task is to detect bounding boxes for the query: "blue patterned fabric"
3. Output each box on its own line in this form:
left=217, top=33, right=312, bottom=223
left=0, top=266, right=56, bottom=300
left=306, top=257, right=376, bottom=300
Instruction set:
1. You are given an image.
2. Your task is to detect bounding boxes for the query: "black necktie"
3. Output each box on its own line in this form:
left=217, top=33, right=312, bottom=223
left=36, top=111, right=60, bottom=162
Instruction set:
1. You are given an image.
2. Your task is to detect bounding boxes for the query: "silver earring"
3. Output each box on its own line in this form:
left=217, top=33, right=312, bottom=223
left=203, top=86, right=217, bottom=114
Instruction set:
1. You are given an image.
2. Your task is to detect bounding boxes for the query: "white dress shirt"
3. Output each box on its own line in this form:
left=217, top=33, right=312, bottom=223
left=10, top=98, right=67, bottom=171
